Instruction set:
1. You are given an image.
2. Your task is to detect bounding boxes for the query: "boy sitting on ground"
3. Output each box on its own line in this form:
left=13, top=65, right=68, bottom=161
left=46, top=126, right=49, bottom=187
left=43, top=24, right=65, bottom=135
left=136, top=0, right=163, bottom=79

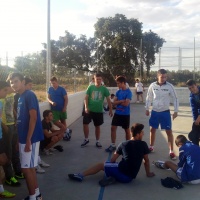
left=68, top=123, right=155, bottom=186
left=41, top=110, right=65, bottom=155
left=153, top=135, right=200, bottom=184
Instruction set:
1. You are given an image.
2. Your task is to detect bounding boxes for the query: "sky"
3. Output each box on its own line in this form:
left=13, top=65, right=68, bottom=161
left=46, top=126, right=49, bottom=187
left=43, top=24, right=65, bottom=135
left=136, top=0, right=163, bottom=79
left=0, top=0, right=200, bottom=70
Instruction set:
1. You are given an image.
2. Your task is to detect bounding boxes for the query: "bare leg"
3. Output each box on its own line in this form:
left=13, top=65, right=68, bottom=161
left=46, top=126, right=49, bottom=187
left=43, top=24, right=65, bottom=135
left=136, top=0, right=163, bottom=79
left=164, top=161, right=178, bottom=173
left=54, top=120, right=66, bottom=130
left=82, top=162, right=104, bottom=177
left=136, top=94, right=139, bottom=101
left=60, top=119, right=67, bottom=130
left=111, top=126, right=117, bottom=143
left=141, top=94, right=143, bottom=102
left=45, top=136, right=62, bottom=149
left=95, top=126, right=100, bottom=140
left=150, top=127, right=156, bottom=146
left=22, top=168, right=37, bottom=195
left=166, top=130, right=174, bottom=151
left=125, top=128, right=131, bottom=140
left=83, top=124, right=89, bottom=138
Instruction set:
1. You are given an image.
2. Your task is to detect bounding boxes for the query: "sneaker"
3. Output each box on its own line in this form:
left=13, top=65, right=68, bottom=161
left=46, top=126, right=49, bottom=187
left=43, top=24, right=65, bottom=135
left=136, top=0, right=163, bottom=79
left=152, top=161, right=165, bottom=169
left=39, top=159, right=50, bottom=168
left=15, top=172, right=24, bottom=179
left=96, top=142, right=102, bottom=149
left=66, top=128, right=72, bottom=134
left=36, top=165, right=45, bottom=174
left=149, top=147, right=154, bottom=153
left=68, top=173, right=83, bottom=182
left=36, top=193, right=42, bottom=200
left=105, top=145, right=116, bottom=152
left=99, top=177, right=116, bottom=187
left=5, top=176, right=21, bottom=187
left=0, top=190, right=16, bottom=198
left=43, top=149, right=53, bottom=156
left=81, top=139, right=89, bottom=148
left=169, top=152, right=177, bottom=160
left=23, top=196, right=32, bottom=200
left=63, top=132, right=71, bottom=141
left=49, top=147, right=57, bottom=152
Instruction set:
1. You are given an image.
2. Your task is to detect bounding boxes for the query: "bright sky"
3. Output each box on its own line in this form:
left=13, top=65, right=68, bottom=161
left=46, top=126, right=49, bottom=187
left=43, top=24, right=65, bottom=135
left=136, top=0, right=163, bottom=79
left=0, top=0, right=200, bottom=69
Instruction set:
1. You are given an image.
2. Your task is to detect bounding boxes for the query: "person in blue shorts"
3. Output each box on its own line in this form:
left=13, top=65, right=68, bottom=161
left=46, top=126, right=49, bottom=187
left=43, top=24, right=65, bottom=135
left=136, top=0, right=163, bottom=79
left=7, top=73, right=44, bottom=200
left=68, top=123, right=155, bottom=186
left=105, top=76, right=132, bottom=152
left=145, top=69, right=179, bottom=160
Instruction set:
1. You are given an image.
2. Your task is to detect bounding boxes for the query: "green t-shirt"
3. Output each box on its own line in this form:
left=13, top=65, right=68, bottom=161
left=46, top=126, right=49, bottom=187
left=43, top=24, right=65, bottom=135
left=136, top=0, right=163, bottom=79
left=86, top=85, right=110, bottom=113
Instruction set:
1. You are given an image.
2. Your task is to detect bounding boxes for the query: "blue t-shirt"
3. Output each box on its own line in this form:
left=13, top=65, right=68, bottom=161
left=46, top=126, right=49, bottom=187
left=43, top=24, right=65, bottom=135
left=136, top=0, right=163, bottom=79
left=115, top=88, right=132, bottom=115
left=0, top=101, right=3, bottom=139
left=17, top=90, right=44, bottom=144
left=48, top=86, right=67, bottom=111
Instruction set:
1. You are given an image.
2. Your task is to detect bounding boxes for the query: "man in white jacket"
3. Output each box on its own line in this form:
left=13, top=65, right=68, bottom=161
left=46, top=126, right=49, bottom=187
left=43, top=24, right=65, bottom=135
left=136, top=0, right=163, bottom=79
left=145, top=69, right=179, bottom=160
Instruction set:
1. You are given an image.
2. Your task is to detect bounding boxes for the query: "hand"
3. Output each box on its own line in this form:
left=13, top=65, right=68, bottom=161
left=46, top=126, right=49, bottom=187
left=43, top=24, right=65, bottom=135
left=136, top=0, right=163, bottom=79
left=62, top=108, right=66, bottom=112
left=146, top=172, right=155, bottom=177
left=145, top=110, right=149, bottom=116
left=52, top=102, right=56, bottom=106
left=109, top=110, right=113, bottom=117
left=24, top=140, right=31, bottom=152
left=172, top=112, right=178, bottom=120
left=85, top=108, right=89, bottom=114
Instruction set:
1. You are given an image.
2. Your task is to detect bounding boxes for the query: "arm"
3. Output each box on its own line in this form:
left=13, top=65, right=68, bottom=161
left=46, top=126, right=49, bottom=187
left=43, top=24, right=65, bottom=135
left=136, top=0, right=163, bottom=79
left=145, top=84, right=153, bottom=116
left=190, top=97, right=200, bottom=124
left=177, top=149, right=186, bottom=168
left=170, top=85, right=179, bottom=120
left=110, top=152, right=120, bottom=163
left=62, top=94, right=68, bottom=112
left=84, top=94, right=89, bottom=113
left=106, top=96, right=113, bottom=117
left=120, top=99, right=130, bottom=107
left=43, top=129, right=63, bottom=138
left=47, top=94, right=56, bottom=106
left=143, top=154, right=155, bottom=177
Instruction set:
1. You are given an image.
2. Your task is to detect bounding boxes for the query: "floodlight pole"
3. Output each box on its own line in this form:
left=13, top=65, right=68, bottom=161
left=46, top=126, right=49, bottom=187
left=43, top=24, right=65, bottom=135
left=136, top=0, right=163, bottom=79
left=46, top=0, right=51, bottom=96
left=193, top=37, right=195, bottom=80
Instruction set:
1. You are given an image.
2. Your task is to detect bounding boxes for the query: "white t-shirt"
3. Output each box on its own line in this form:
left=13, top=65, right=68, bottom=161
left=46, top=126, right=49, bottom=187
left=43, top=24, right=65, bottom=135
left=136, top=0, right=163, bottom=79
left=135, top=82, right=143, bottom=92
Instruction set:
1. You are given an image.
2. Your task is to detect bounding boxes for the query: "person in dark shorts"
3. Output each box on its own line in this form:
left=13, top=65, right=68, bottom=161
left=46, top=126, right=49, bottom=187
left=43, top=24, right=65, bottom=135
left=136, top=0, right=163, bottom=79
left=68, top=123, right=155, bottom=186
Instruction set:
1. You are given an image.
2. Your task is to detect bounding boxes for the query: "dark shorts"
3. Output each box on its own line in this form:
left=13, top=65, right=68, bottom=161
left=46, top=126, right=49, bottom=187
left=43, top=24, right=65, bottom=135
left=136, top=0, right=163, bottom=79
left=83, top=112, right=104, bottom=126
left=52, top=110, right=67, bottom=122
left=40, top=137, right=51, bottom=150
left=0, top=138, right=5, bottom=154
left=136, top=92, right=143, bottom=95
left=104, top=162, right=132, bottom=183
left=111, top=114, right=130, bottom=129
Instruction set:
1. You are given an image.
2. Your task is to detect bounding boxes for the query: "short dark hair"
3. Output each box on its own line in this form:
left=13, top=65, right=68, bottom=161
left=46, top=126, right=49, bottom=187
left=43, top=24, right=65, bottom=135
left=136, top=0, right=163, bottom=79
left=131, top=123, right=144, bottom=137
left=0, top=81, right=9, bottom=90
left=116, top=76, right=126, bottom=83
left=186, top=79, right=196, bottom=86
left=136, top=79, right=139, bottom=81
left=7, top=72, right=24, bottom=82
left=43, top=110, right=52, bottom=118
left=157, top=69, right=167, bottom=75
left=111, top=94, right=115, bottom=97
left=175, top=135, right=187, bottom=146
left=94, top=73, right=102, bottom=78
left=50, top=76, right=58, bottom=82
left=24, top=77, right=33, bottom=85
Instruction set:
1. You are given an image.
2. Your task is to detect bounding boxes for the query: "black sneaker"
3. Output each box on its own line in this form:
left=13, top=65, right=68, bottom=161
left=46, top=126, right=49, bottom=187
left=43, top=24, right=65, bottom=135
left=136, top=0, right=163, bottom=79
left=22, top=196, right=30, bottom=200
left=105, top=145, right=116, bottom=152
left=96, top=142, right=102, bottom=148
left=36, top=193, right=42, bottom=200
left=5, top=177, right=21, bottom=187
left=68, top=174, right=83, bottom=182
left=15, top=172, right=24, bottom=179
left=99, top=177, right=116, bottom=187
left=81, top=139, right=89, bottom=147
left=63, top=132, right=71, bottom=141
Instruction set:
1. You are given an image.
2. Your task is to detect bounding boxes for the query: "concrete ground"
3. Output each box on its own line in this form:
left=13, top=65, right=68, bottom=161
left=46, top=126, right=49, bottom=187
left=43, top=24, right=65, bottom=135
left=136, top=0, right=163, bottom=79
left=4, top=104, right=200, bottom=200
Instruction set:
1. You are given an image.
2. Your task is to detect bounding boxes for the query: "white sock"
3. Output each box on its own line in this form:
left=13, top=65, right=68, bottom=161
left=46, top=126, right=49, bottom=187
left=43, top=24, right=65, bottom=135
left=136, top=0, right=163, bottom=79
left=29, top=194, right=36, bottom=200
left=96, top=140, right=99, bottom=143
left=85, top=138, right=89, bottom=141
left=111, top=143, right=115, bottom=147
left=0, top=185, right=4, bottom=193
left=169, top=150, right=173, bottom=154
left=35, top=188, right=40, bottom=196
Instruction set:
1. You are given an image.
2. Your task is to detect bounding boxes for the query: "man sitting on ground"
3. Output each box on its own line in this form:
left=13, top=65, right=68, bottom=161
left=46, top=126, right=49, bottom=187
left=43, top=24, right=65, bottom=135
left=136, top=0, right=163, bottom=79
left=68, top=123, right=155, bottom=186
left=153, top=135, right=200, bottom=184
left=41, top=110, right=65, bottom=155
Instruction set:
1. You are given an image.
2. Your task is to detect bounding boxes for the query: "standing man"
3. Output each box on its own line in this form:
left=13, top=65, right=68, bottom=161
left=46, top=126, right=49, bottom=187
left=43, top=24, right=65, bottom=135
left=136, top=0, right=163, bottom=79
left=7, top=73, right=44, bottom=200
left=47, top=77, right=70, bottom=140
left=105, top=76, right=132, bottom=152
left=145, top=69, right=179, bottom=160
left=186, top=79, right=200, bottom=145
left=135, top=79, right=145, bottom=103
left=81, top=74, right=113, bottom=148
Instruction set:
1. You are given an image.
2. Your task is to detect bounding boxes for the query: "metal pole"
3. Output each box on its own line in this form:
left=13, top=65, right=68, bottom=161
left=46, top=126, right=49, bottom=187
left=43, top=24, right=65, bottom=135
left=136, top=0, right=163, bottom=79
left=193, top=37, right=195, bottom=80
left=159, top=48, right=161, bottom=70
left=46, top=0, right=51, bottom=95
left=140, top=38, right=142, bottom=80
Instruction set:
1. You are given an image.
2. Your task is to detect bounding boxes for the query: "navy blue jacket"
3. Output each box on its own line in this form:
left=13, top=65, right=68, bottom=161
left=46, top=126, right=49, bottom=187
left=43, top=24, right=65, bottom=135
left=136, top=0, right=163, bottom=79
left=178, top=141, right=200, bottom=182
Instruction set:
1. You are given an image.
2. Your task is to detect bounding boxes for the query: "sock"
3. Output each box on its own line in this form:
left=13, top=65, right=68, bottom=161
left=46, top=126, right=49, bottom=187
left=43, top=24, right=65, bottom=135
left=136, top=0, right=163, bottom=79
left=38, top=156, right=41, bottom=164
left=29, top=194, right=36, bottom=200
left=96, top=140, right=99, bottom=143
left=0, top=185, right=4, bottom=193
left=111, top=143, right=115, bottom=147
left=85, top=138, right=89, bottom=141
left=35, top=188, right=40, bottom=196
left=169, top=150, right=173, bottom=154
left=150, top=146, right=154, bottom=148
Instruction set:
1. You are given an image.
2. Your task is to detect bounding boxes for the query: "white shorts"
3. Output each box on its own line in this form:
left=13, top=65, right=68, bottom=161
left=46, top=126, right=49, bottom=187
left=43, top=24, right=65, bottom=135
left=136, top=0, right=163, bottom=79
left=19, top=142, right=40, bottom=168
left=176, top=167, right=200, bottom=184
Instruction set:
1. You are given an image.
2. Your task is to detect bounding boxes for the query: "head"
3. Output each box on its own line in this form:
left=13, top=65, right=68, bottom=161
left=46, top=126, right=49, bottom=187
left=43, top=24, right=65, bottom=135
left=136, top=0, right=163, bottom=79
left=50, top=76, right=59, bottom=89
left=186, top=79, right=199, bottom=94
left=94, top=74, right=102, bottom=86
left=175, top=135, right=187, bottom=147
left=135, top=79, right=139, bottom=83
left=24, top=77, right=33, bottom=90
left=43, top=110, right=53, bottom=121
left=111, top=94, right=115, bottom=99
left=131, top=123, right=144, bottom=139
left=0, top=81, right=10, bottom=98
left=115, top=76, right=126, bottom=89
left=157, top=69, right=167, bottom=85
left=6, top=72, right=25, bottom=93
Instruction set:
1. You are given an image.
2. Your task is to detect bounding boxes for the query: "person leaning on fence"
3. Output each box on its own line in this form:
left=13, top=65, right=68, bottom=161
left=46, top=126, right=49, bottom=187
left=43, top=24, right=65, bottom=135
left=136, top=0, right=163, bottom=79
left=68, top=123, right=155, bottom=187
left=186, top=79, right=200, bottom=146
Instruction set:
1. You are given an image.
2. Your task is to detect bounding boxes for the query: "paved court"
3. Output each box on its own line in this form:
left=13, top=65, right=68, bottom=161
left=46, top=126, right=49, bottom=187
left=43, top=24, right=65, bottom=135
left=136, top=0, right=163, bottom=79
left=4, top=104, right=200, bottom=200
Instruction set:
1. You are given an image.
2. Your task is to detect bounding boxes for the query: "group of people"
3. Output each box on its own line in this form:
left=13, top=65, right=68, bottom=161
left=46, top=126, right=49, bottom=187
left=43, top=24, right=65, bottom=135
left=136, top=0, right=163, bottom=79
left=1, top=69, right=200, bottom=199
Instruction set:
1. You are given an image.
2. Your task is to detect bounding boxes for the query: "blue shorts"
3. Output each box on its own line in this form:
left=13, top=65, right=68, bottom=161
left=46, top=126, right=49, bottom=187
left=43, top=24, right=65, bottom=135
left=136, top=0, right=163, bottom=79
left=104, top=162, right=132, bottom=183
left=149, top=110, right=171, bottom=130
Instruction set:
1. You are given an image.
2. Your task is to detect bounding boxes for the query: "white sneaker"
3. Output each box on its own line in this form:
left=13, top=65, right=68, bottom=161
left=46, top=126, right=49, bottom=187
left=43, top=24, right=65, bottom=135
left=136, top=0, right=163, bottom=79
left=39, top=159, right=50, bottom=168
left=36, top=165, right=45, bottom=174
left=43, top=149, right=53, bottom=156
left=49, top=148, right=57, bottom=152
